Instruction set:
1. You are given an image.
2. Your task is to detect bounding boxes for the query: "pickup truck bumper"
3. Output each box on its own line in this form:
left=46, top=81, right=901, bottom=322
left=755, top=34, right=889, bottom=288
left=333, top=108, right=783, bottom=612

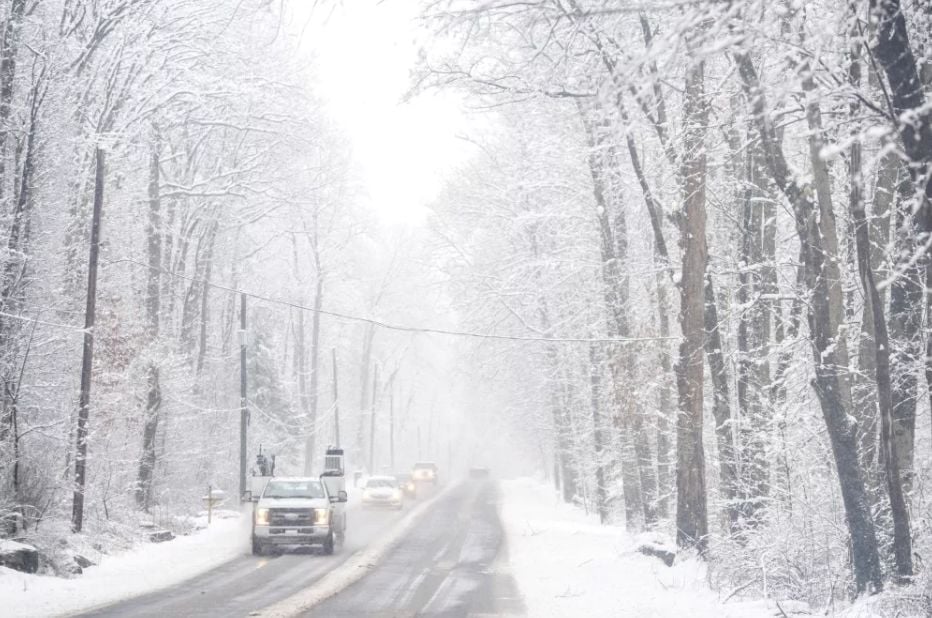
left=253, top=525, right=331, bottom=545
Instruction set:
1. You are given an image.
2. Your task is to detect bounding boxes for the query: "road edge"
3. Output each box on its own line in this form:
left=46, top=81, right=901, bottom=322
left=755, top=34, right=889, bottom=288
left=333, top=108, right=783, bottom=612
left=257, top=482, right=456, bottom=617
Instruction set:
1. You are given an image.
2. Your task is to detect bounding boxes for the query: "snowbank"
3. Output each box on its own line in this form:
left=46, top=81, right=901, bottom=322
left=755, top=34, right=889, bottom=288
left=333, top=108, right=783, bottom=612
left=838, top=587, right=931, bottom=618
left=0, top=510, right=250, bottom=618
left=499, top=478, right=782, bottom=618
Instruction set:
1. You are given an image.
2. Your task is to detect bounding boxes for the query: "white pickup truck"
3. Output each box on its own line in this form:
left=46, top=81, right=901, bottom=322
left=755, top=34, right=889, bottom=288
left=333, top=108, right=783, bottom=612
left=251, top=477, right=347, bottom=555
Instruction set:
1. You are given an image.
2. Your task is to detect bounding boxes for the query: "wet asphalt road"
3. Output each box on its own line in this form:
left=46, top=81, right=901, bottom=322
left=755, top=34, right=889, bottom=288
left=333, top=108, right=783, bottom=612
left=77, top=498, right=409, bottom=618
left=76, top=480, right=523, bottom=618
left=303, top=480, right=525, bottom=618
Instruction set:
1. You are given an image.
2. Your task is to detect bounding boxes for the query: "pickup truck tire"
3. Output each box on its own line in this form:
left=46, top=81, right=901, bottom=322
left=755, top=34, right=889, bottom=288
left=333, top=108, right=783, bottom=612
left=322, top=532, right=335, bottom=556
left=251, top=537, right=264, bottom=556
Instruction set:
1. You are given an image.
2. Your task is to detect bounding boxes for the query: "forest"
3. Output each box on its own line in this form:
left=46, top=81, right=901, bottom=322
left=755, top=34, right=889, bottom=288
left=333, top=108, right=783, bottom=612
left=0, top=0, right=930, bottom=613
left=417, top=0, right=932, bottom=607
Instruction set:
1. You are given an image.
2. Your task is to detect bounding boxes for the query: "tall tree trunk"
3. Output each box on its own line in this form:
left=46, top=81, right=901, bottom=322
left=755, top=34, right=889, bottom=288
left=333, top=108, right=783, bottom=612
left=0, top=72, right=40, bottom=535
left=589, top=342, right=610, bottom=523
left=356, top=324, right=375, bottom=469
left=557, top=371, right=578, bottom=504
left=0, top=71, right=41, bottom=416
left=735, top=50, right=883, bottom=593
left=871, top=0, right=932, bottom=211
left=871, top=0, right=932, bottom=475
left=195, top=221, right=217, bottom=376
left=585, top=21, right=733, bottom=529
left=654, top=264, right=673, bottom=520
left=71, top=149, right=105, bottom=534
left=634, top=20, right=736, bottom=515
left=137, top=137, right=162, bottom=510
left=572, top=10, right=729, bottom=531
left=578, top=102, right=650, bottom=526
left=801, top=62, right=854, bottom=412
left=612, top=205, right=657, bottom=525
left=703, top=276, right=740, bottom=528
left=675, top=55, right=710, bottom=552
left=849, top=42, right=913, bottom=580
left=526, top=215, right=580, bottom=503
left=733, top=130, right=774, bottom=529
left=0, top=0, right=26, bottom=202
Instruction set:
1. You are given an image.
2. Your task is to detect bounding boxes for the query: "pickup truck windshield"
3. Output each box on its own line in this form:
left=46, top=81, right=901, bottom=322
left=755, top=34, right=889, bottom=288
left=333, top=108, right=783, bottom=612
left=263, top=480, right=324, bottom=499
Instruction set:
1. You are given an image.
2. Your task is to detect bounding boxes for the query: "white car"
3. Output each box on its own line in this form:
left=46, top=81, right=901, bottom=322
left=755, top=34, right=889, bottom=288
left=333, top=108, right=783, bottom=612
left=252, top=477, right=347, bottom=555
left=361, top=475, right=404, bottom=509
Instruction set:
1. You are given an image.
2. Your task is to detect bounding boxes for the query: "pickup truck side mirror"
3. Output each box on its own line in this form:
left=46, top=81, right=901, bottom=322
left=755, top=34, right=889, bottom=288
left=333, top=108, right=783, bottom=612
left=331, top=490, right=348, bottom=503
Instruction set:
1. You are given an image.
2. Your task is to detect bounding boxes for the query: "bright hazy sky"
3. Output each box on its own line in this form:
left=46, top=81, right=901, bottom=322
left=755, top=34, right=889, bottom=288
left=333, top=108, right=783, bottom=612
left=300, top=1, right=471, bottom=223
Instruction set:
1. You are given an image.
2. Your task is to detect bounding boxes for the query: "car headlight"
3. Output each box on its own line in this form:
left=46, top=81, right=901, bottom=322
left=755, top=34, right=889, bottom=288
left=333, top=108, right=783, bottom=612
left=313, top=508, right=330, bottom=525
left=255, top=508, right=269, bottom=526
left=406, top=482, right=415, bottom=492
left=393, top=489, right=402, bottom=499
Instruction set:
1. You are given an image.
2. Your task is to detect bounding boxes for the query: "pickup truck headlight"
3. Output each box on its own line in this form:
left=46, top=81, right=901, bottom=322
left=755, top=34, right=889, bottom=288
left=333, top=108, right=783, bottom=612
left=255, top=508, right=269, bottom=526
left=313, top=508, right=330, bottom=525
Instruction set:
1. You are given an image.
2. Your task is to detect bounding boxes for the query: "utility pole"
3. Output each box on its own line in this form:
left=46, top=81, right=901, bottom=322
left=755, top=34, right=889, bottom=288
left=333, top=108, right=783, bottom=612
left=389, top=384, right=395, bottom=471
left=368, top=363, right=378, bottom=473
left=331, top=347, right=340, bottom=445
left=239, top=293, right=247, bottom=501
left=71, top=148, right=105, bottom=533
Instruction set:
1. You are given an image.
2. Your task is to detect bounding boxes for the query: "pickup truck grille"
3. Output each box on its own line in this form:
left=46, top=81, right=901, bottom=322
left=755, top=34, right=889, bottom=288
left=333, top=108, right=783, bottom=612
left=269, top=508, right=315, bottom=527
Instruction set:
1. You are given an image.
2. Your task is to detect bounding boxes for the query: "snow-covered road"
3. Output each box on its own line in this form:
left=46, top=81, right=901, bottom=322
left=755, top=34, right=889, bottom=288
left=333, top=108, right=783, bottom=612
left=74, top=497, right=414, bottom=618
left=4, top=478, right=796, bottom=618
left=301, top=479, right=524, bottom=617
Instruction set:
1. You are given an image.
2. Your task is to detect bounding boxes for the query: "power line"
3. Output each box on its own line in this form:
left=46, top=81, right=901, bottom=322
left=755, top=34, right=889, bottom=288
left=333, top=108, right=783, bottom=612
left=0, top=310, right=87, bottom=333
left=104, top=257, right=671, bottom=345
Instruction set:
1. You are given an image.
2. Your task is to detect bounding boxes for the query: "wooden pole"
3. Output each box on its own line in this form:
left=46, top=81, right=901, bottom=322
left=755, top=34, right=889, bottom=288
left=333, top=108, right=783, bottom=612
left=368, top=364, right=378, bottom=473
left=332, top=347, right=340, bottom=446
left=239, top=294, right=247, bottom=500
left=389, top=384, right=395, bottom=471
left=71, top=149, right=105, bottom=533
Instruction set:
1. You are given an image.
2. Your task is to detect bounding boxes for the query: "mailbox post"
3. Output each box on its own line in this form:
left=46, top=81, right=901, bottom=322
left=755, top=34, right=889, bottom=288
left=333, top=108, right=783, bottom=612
left=202, top=487, right=227, bottom=525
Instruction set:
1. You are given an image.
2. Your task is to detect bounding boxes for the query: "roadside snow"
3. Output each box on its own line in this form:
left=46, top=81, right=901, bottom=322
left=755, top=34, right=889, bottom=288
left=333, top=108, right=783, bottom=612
left=1, top=539, right=36, bottom=552
left=500, top=478, right=781, bottom=618
left=0, top=510, right=250, bottom=618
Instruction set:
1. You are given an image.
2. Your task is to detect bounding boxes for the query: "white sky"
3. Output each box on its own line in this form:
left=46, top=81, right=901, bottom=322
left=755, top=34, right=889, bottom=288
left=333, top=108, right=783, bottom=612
left=299, top=1, right=471, bottom=223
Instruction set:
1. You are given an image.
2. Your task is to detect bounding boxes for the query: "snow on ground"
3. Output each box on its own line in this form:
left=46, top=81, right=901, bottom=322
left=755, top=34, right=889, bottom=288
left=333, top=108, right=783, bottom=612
left=838, top=586, right=931, bottom=618
left=0, top=509, right=250, bottom=618
left=499, top=478, right=782, bottom=618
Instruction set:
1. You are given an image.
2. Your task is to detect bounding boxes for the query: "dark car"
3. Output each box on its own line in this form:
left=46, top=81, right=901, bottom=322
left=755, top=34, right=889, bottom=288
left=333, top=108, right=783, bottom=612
left=469, top=467, right=490, bottom=479
left=412, top=461, right=439, bottom=485
left=394, top=473, right=417, bottom=498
